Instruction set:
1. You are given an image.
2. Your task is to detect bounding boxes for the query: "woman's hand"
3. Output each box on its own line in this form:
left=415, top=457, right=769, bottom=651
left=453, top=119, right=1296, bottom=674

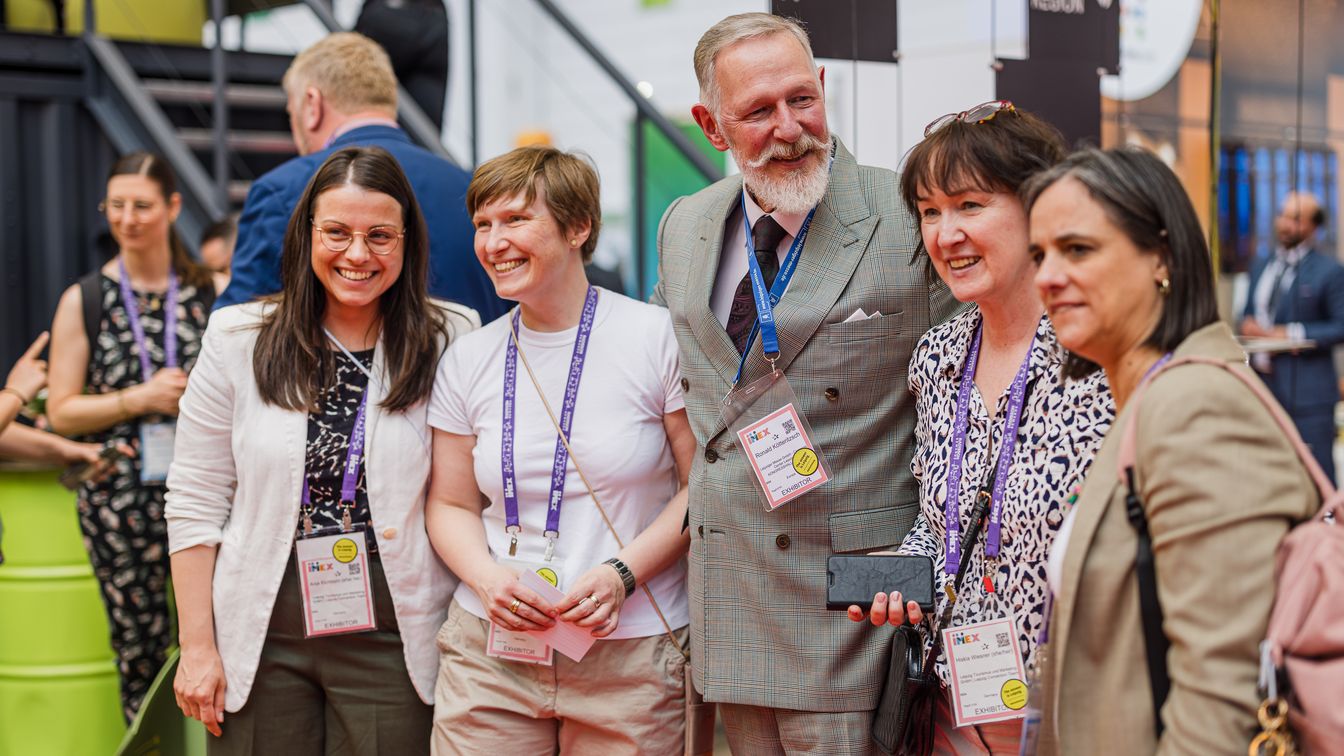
left=847, top=591, right=924, bottom=627
left=133, top=367, right=189, bottom=416
left=5, top=331, right=50, bottom=403
left=556, top=562, right=628, bottom=638
left=174, top=644, right=227, bottom=737
left=472, top=562, right=557, bottom=632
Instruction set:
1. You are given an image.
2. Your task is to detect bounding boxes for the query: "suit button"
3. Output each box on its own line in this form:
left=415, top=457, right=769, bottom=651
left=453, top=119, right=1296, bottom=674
left=697, top=525, right=704, bottom=537
left=824, top=387, right=840, bottom=401
left=705, top=448, right=719, bottom=463
left=775, top=534, right=791, bottom=549
left=382, top=527, right=398, bottom=540
left=680, top=378, right=690, bottom=392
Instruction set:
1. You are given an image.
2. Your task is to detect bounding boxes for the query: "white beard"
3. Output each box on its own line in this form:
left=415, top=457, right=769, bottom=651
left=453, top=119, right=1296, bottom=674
left=735, top=132, right=831, bottom=214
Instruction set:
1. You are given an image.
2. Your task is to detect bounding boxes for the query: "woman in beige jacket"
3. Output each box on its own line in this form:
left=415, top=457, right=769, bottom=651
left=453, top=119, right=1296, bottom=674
left=1024, top=147, right=1319, bottom=754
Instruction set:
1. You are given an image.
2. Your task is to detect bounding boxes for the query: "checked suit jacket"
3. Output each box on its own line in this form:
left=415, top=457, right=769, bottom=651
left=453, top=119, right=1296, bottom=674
left=651, top=139, right=962, bottom=711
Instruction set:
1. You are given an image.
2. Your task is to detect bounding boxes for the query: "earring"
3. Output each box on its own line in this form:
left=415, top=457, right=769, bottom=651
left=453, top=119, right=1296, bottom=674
left=1157, top=278, right=1171, bottom=295
left=570, top=239, right=578, bottom=247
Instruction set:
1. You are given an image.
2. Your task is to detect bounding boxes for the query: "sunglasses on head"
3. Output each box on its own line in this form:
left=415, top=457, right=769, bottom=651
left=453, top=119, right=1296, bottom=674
left=924, top=100, right=1017, bottom=138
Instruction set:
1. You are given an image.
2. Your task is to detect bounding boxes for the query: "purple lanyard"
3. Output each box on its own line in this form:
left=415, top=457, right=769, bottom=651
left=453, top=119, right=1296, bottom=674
left=301, top=387, right=369, bottom=525
left=501, top=286, right=599, bottom=560
left=117, top=257, right=179, bottom=378
left=944, top=323, right=1035, bottom=575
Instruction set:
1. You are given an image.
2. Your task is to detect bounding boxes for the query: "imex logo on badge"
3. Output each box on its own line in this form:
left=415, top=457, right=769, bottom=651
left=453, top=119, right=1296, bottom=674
left=307, top=561, right=334, bottom=574
left=746, top=428, right=772, bottom=443
left=951, top=631, right=981, bottom=646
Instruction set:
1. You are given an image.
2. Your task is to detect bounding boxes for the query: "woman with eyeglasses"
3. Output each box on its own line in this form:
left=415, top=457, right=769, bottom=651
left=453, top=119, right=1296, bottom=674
left=847, top=104, right=1114, bottom=754
left=45, top=151, right=221, bottom=721
left=165, top=146, right=477, bottom=754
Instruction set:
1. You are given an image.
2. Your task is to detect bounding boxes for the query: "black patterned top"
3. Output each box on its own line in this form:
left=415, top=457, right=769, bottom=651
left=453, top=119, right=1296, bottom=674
left=298, top=347, right=376, bottom=551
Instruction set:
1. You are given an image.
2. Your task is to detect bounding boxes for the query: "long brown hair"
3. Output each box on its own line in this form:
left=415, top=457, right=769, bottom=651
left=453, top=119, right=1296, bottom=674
left=252, top=146, right=447, bottom=412
left=105, top=152, right=214, bottom=291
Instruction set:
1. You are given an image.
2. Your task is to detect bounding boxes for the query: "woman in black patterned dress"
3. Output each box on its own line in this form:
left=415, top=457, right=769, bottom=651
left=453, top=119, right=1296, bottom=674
left=46, top=152, right=219, bottom=721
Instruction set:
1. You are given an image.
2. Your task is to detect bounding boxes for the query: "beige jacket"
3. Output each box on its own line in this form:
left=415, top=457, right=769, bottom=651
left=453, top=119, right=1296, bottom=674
left=1040, top=322, right=1319, bottom=755
left=165, top=301, right=477, bottom=711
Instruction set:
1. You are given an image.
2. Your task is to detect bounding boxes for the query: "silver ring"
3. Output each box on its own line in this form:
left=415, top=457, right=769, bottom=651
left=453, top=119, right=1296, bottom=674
left=579, top=595, right=595, bottom=607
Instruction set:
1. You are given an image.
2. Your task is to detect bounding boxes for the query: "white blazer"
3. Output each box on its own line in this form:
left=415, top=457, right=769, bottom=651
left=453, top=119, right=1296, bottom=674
left=165, top=301, right=478, bottom=711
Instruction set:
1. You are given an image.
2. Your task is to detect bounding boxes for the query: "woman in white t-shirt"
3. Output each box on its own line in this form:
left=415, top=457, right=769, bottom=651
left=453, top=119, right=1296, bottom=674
left=425, top=146, right=696, bottom=755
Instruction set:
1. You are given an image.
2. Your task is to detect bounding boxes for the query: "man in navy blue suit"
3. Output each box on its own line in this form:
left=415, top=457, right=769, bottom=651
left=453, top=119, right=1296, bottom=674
left=1241, top=191, right=1344, bottom=482
left=216, top=32, right=507, bottom=323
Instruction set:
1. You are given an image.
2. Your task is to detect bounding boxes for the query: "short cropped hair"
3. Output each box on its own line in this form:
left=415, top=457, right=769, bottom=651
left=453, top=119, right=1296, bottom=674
left=899, top=105, right=1066, bottom=217
left=200, top=215, right=237, bottom=248
left=466, top=146, right=603, bottom=263
left=283, top=32, right=397, bottom=115
left=1022, top=147, right=1219, bottom=379
left=694, top=13, right=815, bottom=115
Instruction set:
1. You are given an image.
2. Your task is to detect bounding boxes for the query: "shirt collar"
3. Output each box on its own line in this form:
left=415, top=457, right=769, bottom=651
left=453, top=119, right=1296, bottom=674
left=1275, top=243, right=1310, bottom=266
left=740, top=185, right=812, bottom=239
left=938, top=307, right=1062, bottom=386
left=325, top=116, right=402, bottom=149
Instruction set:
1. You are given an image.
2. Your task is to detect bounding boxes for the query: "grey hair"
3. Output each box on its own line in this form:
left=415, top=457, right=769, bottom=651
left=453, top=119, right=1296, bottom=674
left=693, top=12, right=816, bottom=114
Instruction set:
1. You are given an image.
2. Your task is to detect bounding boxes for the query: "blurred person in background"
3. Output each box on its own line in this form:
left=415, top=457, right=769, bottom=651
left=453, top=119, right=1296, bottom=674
left=44, top=151, right=220, bottom=721
left=355, top=0, right=449, bottom=132
left=200, top=215, right=237, bottom=278
left=218, top=32, right=507, bottom=323
left=169, top=147, right=476, bottom=753
left=1239, top=190, right=1344, bottom=483
left=1027, top=147, right=1318, bottom=754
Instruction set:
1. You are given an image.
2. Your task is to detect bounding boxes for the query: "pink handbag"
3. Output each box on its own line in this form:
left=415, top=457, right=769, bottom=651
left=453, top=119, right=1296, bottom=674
left=1118, top=356, right=1343, bottom=754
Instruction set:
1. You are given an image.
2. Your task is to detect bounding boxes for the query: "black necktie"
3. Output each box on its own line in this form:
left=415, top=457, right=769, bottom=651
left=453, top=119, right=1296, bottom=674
left=726, top=215, right=789, bottom=355
left=1266, top=256, right=1298, bottom=323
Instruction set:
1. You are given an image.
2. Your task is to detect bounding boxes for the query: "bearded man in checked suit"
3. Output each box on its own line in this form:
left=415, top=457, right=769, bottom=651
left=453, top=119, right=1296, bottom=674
left=650, top=12, right=961, bottom=754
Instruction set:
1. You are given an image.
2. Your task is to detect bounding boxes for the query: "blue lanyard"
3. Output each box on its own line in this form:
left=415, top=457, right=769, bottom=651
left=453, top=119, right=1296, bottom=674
left=731, top=201, right=817, bottom=386
left=501, top=286, right=599, bottom=561
left=944, top=323, right=1034, bottom=575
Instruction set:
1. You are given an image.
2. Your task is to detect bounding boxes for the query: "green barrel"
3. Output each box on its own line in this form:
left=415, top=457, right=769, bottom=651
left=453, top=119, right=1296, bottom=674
left=0, top=467, right=124, bottom=755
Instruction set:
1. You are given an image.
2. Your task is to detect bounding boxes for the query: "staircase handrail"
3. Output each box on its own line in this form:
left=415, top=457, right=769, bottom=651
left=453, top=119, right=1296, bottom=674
left=83, top=33, right=227, bottom=221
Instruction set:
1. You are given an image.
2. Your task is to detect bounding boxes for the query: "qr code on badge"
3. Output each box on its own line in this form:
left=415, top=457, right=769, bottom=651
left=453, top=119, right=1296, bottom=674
left=782, top=418, right=797, bottom=435
left=348, top=562, right=362, bottom=576
left=995, top=632, right=1010, bottom=648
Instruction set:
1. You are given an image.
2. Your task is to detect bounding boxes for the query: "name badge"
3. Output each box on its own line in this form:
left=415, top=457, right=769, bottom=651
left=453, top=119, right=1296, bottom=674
left=295, top=528, right=376, bottom=638
left=485, top=561, right=565, bottom=666
left=736, top=402, right=829, bottom=510
left=138, top=420, right=176, bottom=484
left=941, top=614, right=1029, bottom=727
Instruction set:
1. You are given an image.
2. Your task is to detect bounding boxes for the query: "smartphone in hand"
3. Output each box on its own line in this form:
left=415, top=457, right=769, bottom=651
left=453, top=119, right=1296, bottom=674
left=59, top=445, right=127, bottom=490
left=826, top=554, right=935, bottom=612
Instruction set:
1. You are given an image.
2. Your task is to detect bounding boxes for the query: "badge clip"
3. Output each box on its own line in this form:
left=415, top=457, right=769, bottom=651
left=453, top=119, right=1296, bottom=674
left=302, top=510, right=314, bottom=536
left=340, top=501, right=354, bottom=532
left=543, top=531, right=558, bottom=562
left=507, top=525, right=520, bottom=557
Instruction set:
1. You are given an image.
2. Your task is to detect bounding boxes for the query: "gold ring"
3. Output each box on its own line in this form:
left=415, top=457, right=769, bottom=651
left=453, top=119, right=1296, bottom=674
left=508, top=598, right=522, bottom=614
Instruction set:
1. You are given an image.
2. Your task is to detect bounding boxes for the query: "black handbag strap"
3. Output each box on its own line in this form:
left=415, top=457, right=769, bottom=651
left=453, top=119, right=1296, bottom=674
left=1122, top=465, right=1171, bottom=737
left=922, top=485, right=994, bottom=676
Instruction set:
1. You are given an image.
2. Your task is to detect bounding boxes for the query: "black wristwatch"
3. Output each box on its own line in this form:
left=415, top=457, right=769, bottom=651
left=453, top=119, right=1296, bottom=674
left=603, top=557, right=637, bottom=598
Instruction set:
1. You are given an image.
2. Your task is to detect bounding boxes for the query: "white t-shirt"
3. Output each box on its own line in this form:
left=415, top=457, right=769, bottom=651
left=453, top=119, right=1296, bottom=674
left=428, top=289, right=689, bottom=639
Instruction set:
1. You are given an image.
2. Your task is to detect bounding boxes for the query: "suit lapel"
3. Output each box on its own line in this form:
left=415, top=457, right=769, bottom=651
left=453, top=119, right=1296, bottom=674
left=1048, top=434, right=1123, bottom=706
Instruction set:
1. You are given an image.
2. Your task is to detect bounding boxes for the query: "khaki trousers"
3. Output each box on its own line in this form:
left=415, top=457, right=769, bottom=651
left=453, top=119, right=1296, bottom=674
left=432, top=599, right=686, bottom=756
left=209, top=554, right=432, bottom=756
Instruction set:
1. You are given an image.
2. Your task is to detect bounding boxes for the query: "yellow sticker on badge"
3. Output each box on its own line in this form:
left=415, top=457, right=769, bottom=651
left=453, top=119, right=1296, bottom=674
left=332, top=537, right=359, bottom=564
left=1000, top=678, right=1028, bottom=710
left=535, top=567, right=559, bottom=587
left=792, top=447, right=819, bottom=476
